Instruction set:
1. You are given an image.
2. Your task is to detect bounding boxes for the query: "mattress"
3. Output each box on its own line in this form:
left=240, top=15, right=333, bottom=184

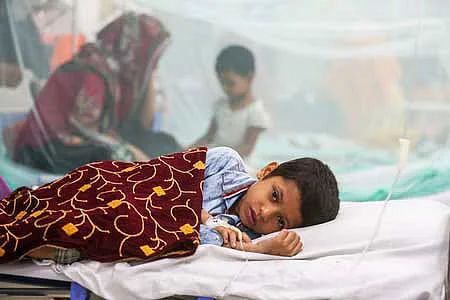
left=58, top=193, right=450, bottom=300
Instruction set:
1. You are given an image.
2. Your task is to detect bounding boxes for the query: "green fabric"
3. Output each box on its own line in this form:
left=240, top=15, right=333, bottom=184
left=340, top=159, right=450, bottom=202
left=253, top=133, right=450, bottom=202
left=2, top=132, right=449, bottom=201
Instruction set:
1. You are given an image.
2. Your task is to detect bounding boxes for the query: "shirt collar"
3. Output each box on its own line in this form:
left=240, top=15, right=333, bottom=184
left=221, top=169, right=257, bottom=212
left=222, top=169, right=256, bottom=195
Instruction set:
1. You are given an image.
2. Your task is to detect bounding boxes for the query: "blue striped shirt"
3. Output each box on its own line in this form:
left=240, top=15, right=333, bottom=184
left=200, top=147, right=260, bottom=244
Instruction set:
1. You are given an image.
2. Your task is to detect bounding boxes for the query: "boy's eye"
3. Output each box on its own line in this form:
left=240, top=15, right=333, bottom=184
left=277, top=216, right=286, bottom=229
left=272, top=190, right=278, bottom=201
left=272, top=188, right=280, bottom=201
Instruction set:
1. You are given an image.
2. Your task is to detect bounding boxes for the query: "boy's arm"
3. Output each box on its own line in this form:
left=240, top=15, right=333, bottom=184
left=191, top=118, right=217, bottom=147
left=202, top=210, right=302, bottom=256
left=201, top=210, right=252, bottom=247
left=234, top=230, right=303, bottom=257
left=234, top=126, right=265, bottom=158
left=201, top=209, right=212, bottom=224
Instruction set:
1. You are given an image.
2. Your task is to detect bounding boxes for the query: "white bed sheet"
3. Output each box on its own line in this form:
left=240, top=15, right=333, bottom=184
left=0, top=260, right=70, bottom=282
left=58, top=193, right=450, bottom=300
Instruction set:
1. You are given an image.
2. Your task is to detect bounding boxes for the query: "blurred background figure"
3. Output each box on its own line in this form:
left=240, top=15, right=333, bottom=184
left=0, top=0, right=50, bottom=134
left=323, top=35, right=406, bottom=148
left=191, top=45, right=270, bottom=159
left=11, top=12, right=179, bottom=174
left=0, top=0, right=449, bottom=201
left=96, top=12, right=181, bottom=158
left=401, top=56, right=450, bottom=153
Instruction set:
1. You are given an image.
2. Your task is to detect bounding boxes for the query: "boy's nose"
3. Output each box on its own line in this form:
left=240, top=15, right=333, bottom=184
left=260, top=204, right=277, bottom=223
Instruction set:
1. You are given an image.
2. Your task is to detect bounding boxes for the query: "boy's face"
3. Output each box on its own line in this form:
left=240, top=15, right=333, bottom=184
left=217, top=70, right=253, bottom=102
left=231, top=162, right=303, bottom=234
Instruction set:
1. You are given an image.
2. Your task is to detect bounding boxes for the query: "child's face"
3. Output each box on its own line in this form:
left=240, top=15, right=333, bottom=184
left=217, top=70, right=252, bottom=102
left=231, top=163, right=302, bottom=234
left=71, top=94, right=103, bottom=130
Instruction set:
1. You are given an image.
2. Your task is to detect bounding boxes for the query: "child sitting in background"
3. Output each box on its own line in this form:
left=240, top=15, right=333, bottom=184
left=192, top=45, right=270, bottom=159
left=0, top=146, right=339, bottom=263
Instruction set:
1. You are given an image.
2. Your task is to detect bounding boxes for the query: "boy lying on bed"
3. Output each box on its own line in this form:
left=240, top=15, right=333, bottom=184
left=0, top=147, right=339, bottom=264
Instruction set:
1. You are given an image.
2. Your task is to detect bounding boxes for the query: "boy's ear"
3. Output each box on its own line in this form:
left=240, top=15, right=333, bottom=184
left=256, top=161, right=279, bottom=179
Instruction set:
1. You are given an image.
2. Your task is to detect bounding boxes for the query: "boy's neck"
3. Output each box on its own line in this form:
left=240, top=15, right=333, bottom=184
left=229, top=92, right=254, bottom=111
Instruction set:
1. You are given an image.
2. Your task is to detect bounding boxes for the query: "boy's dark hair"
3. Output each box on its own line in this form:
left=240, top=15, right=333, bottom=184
left=266, top=158, right=339, bottom=227
left=215, top=45, right=255, bottom=77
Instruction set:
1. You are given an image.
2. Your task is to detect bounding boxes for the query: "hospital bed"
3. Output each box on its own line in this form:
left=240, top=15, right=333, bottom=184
left=0, top=264, right=71, bottom=298
left=1, top=191, right=449, bottom=300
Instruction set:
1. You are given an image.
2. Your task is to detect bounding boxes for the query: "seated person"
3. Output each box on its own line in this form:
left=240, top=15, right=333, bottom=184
left=0, top=146, right=339, bottom=264
left=192, top=45, right=270, bottom=159
left=11, top=13, right=181, bottom=174
left=11, top=42, right=149, bottom=174
left=96, top=12, right=181, bottom=158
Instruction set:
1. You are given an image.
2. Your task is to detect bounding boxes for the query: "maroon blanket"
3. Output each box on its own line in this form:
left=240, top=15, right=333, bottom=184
left=0, top=147, right=206, bottom=263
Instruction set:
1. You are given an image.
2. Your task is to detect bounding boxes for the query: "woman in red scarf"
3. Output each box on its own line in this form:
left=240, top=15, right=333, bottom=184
left=13, top=12, right=180, bottom=174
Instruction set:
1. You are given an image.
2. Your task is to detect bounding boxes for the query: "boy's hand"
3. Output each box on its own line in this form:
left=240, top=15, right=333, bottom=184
left=257, top=229, right=303, bottom=256
left=215, top=226, right=251, bottom=248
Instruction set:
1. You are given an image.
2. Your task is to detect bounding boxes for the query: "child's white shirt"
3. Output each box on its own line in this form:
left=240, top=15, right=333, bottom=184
left=211, top=98, right=270, bottom=148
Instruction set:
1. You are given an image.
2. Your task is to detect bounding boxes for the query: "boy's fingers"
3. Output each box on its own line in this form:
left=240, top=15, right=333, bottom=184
left=280, top=235, right=302, bottom=256
left=283, top=231, right=297, bottom=244
left=233, top=241, right=245, bottom=251
left=290, top=240, right=303, bottom=256
left=217, top=227, right=229, bottom=245
left=277, top=229, right=289, bottom=240
left=223, top=232, right=229, bottom=245
left=229, top=231, right=237, bottom=248
left=289, top=235, right=302, bottom=252
left=242, top=233, right=251, bottom=243
left=283, top=237, right=296, bottom=253
left=289, top=244, right=302, bottom=256
left=279, top=230, right=298, bottom=247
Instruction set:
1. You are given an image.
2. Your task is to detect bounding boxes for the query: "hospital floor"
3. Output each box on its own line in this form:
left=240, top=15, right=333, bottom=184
left=0, top=282, right=200, bottom=300
left=0, top=282, right=187, bottom=299
left=0, top=280, right=69, bottom=299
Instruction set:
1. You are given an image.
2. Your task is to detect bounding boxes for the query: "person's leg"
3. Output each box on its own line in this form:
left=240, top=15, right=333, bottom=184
left=27, top=246, right=83, bottom=264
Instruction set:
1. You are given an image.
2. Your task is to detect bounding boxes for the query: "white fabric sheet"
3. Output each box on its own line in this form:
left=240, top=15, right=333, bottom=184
left=61, top=194, right=450, bottom=300
left=0, top=261, right=70, bottom=282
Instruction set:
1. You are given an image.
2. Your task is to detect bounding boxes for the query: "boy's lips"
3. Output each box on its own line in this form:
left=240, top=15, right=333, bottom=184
left=247, top=207, right=256, bottom=227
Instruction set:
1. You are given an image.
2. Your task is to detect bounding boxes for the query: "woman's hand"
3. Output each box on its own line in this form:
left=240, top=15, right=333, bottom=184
left=125, top=143, right=150, bottom=161
left=58, top=133, right=84, bottom=145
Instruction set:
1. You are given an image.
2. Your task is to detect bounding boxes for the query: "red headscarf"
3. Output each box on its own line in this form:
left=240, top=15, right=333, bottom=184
left=14, top=44, right=118, bottom=149
left=96, top=12, right=170, bottom=123
left=13, top=13, right=169, bottom=159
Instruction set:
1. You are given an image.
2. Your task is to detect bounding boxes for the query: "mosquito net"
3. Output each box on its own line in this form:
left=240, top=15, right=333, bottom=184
left=2, top=0, right=448, bottom=199
left=0, top=0, right=448, bottom=297
left=143, top=0, right=450, bottom=203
